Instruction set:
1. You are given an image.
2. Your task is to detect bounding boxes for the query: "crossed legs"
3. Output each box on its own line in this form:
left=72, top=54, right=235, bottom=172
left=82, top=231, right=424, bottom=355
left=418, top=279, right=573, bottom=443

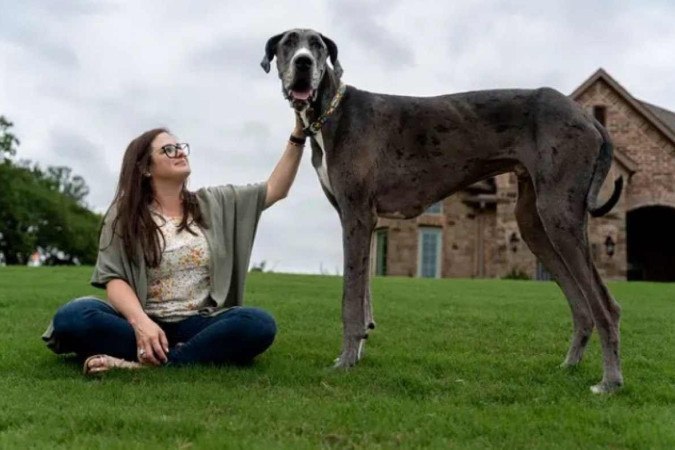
left=51, top=298, right=277, bottom=372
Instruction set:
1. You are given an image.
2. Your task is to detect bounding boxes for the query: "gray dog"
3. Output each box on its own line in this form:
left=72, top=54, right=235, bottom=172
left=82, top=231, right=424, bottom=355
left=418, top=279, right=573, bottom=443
left=261, top=29, right=624, bottom=393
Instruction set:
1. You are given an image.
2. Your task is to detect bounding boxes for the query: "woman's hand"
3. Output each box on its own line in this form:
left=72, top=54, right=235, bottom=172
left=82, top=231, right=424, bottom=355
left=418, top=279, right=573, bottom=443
left=292, top=113, right=304, bottom=138
left=105, top=280, right=168, bottom=365
left=130, top=314, right=169, bottom=365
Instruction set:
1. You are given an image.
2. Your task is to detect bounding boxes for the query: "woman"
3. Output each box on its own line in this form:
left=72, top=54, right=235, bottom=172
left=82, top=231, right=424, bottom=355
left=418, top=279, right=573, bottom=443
left=42, top=115, right=307, bottom=374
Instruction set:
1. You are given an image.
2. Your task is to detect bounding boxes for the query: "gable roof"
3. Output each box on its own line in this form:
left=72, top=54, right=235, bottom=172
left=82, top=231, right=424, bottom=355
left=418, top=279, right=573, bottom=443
left=641, top=101, right=675, bottom=135
left=570, top=68, right=675, bottom=147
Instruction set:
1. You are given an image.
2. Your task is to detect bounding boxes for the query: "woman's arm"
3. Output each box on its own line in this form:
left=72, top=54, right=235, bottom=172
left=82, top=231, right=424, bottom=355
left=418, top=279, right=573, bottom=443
left=264, top=114, right=305, bottom=208
left=106, top=279, right=169, bottom=365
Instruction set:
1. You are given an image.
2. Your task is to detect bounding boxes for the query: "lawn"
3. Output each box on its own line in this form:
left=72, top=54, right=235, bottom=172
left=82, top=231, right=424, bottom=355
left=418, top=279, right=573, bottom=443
left=0, top=266, right=674, bottom=449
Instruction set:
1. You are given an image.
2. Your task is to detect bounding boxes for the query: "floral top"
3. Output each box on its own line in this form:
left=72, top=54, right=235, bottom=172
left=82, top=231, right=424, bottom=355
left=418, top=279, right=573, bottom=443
left=145, top=212, right=211, bottom=322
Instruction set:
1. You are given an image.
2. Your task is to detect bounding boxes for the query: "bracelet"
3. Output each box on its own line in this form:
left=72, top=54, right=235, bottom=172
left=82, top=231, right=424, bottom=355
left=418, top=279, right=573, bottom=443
left=289, top=134, right=306, bottom=146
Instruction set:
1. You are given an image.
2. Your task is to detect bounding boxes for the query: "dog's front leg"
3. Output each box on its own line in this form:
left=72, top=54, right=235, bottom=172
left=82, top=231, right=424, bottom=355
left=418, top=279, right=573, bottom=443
left=333, top=211, right=375, bottom=369
left=365, top=284, right=375, bottom=331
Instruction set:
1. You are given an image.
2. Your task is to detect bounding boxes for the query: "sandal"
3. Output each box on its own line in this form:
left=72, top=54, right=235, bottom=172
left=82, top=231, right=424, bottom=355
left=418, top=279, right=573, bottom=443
left=83, top=354, right=147, bottom=375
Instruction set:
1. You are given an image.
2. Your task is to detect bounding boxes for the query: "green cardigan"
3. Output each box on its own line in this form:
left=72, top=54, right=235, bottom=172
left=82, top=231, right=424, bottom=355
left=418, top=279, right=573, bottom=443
left=42, top=182, right=267, bottom=353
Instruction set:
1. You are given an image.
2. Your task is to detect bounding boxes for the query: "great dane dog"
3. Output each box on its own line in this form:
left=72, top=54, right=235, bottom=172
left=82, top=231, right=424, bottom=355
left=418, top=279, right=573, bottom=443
left=261, top=29, right=624, bottom=393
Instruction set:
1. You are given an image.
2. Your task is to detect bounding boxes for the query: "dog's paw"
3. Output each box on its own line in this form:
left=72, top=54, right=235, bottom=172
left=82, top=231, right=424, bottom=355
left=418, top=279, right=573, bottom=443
left=332, top=355, right=355, bottom=369
left=590, top=380, right=623, bottom=394
left=559, top=360, right=581, bottom=369
left=332, top=345, right=363, bottom=369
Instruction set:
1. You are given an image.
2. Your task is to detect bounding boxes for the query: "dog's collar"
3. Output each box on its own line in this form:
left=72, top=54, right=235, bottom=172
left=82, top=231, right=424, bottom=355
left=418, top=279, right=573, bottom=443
left=303, top=83, right=347, bottom=137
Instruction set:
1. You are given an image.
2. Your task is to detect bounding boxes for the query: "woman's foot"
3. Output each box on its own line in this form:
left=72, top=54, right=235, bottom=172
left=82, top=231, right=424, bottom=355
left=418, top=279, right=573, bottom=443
left=83, top=354, right=148, bottom=375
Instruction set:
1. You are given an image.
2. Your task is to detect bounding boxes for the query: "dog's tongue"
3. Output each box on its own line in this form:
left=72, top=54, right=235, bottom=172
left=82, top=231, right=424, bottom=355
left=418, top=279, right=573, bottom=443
left=292, top=89, right=312, bottom=101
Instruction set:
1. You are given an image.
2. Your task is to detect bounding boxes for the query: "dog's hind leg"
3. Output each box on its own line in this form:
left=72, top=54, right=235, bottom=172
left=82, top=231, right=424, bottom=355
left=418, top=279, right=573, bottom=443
left=334, top=209, right=376, bottom=368
left=515, top=175, right=594, bottom=366
left=533, top=184, right=623, bottom=393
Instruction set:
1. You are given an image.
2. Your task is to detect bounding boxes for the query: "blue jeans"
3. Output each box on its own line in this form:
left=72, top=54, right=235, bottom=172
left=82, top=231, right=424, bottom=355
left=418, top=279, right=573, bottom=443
left=51, top=298, right=277, bottom=365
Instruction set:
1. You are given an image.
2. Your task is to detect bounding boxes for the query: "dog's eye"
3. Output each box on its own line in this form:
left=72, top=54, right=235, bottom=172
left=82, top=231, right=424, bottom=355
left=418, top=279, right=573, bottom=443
left=309, top=39, right=322, bottom=49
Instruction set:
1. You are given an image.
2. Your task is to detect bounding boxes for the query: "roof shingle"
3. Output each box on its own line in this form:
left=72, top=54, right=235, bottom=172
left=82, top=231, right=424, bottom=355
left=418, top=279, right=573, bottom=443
left=641, top=101, right=675, bottom=136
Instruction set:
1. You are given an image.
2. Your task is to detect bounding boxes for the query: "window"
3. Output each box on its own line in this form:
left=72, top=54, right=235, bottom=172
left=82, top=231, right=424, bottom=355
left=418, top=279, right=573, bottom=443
left=418, top=227, right=442, bottom=278
left=536, top=260, right=553, bottom=281
left=424, top=202, right=443, bottom=214
left=374, top=229, right=388, bottom=276
left=593, top=105, right=607, bottom=126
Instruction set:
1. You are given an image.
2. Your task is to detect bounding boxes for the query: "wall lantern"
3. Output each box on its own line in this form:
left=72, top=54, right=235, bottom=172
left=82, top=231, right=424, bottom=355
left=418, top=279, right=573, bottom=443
left=509, top=232, right=520, bottom=253
left=604, top=236, right=616, bottom=257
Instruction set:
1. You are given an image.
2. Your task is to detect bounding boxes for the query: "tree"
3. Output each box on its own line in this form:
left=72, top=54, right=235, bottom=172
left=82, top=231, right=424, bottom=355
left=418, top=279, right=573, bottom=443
left=0, top=115, right=100, bottom=264
left=20, top=162, right=91, bottom=207
left=0, top=116, right=20, bottom=162
left=0, top=162, right=101, bottom=264
left=46, top=166, right=90, bottom=206
left=0, top=164, right=38, bottom=263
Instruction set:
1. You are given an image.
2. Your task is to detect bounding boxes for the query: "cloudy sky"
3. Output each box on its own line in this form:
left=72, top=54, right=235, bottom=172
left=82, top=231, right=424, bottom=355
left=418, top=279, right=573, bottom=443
left=1, top=0, right=674, bottom=273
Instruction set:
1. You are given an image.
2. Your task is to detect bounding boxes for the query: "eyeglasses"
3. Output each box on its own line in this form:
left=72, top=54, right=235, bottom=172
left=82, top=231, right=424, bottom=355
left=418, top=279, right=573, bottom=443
left=159, top=143, right=190, bottom=158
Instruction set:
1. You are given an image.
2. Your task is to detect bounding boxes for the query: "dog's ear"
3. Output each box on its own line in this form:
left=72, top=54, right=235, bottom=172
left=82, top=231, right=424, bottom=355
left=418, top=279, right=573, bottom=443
left=320, top=34, right=343, bottom=79
left=260, top=33, right=284, bottom=73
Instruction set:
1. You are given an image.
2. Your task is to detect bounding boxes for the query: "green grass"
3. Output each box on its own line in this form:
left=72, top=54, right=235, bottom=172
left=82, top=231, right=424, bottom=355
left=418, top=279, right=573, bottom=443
left=1, top=267, right=674, bottom=449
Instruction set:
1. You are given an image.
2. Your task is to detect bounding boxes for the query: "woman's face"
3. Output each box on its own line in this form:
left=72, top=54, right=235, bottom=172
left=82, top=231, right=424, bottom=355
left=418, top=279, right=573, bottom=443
left=147, top=132, right=191, bottom=181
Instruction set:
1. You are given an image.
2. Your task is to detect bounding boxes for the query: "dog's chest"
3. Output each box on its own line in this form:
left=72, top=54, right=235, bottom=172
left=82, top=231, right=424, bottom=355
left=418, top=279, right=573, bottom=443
left=300, top=111, right=333, bottom=194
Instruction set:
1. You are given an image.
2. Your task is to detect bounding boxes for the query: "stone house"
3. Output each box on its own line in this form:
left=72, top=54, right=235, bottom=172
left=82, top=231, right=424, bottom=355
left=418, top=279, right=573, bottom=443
left=371, top=69, right=675, bottom=281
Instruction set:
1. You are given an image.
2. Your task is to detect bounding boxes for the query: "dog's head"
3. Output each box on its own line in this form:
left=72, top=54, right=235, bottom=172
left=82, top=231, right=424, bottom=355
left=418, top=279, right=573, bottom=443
left=260, top=29, right=342, bottom=111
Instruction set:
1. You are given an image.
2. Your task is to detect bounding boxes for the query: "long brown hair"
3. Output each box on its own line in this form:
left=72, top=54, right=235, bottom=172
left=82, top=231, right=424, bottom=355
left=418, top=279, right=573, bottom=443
left=103, top=128, right=208, bottom=268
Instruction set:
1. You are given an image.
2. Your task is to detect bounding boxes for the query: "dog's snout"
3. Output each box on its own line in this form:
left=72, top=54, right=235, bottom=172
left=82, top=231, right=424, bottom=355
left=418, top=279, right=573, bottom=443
left=294, top=55, right=313, bottom=71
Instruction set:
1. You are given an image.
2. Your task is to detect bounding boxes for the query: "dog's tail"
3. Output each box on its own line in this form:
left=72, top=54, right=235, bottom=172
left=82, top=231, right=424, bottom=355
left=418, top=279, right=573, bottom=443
left=587, top=119, right=623, bottom=217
